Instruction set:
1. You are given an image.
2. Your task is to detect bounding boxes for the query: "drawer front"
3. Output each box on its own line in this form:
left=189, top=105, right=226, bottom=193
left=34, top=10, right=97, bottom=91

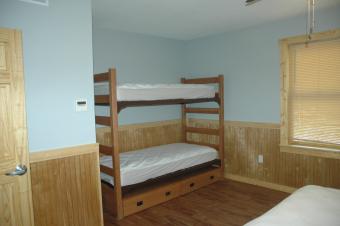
left=182, top=169, right=220, bottom=193
left=123, top=168, right=221, bottom=216
left=123, top=183, right=182, bottom=216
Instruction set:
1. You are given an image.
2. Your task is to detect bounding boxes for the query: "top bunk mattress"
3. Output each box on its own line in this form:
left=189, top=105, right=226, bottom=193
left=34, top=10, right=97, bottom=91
left=100, top=143, right=218, bottom=187
left=94, top=83, right=216, bottom=101
left=245, top=185, right=340, bottom=226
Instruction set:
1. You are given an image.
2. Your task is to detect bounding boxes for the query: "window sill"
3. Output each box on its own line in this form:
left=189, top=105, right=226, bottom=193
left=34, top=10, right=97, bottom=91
left=280, top=144, right=340, bottom=160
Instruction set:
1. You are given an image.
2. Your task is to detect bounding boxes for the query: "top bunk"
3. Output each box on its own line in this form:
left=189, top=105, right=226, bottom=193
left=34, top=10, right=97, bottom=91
left=93, top=68, right=223, bottom=113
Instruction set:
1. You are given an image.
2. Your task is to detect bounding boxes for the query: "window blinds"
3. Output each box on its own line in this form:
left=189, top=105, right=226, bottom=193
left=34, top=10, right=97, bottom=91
left=288, top=38, right=340, bottom=149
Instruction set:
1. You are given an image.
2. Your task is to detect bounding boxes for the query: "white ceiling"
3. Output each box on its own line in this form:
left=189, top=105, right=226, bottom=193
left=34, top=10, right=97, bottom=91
left=93, top=0, right=340, bottom=40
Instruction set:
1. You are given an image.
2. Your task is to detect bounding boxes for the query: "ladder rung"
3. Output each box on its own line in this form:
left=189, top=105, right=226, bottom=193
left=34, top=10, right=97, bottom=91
left=182, top=77, right=219, bottom=84
left=186, top=141, right=219, bottom=150
left=99, top=144, right=112, bottom=155
left=185, top=108, right=219, bottom=114
left=95, top=116, right=111, bottom=126
left=95, top=95, right=110, bottom=105
left=186, top=127, right=220, bottom=136
left=100, top=165, right=113, bottom=176
left=94, top=72, right=109, bottom=82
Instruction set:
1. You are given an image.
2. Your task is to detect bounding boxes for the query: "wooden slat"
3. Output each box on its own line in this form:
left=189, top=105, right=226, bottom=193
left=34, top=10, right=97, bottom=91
left=185, top=108, right=219, bottom=114
left=182, top=77, right=219, bottom=84
left=94, top=72, right=109, bottom=83
left=99, top=144, right=112, bottom=155
left=100, top=165, right=114, bottom=176
left=218, top=75, right=225, bottom=175
left=186, top=141, right=219, bottom=150
left=118, top=96, right=219, bottom=112
left=95, top=116, right=111, bottom=126
left=186, top=126, right=220, bottom=136
left=95, top=95, right=110, bottom=105
left=181, top=78, right=187, bottom=142
left=108, top=68, right=124, bottom=219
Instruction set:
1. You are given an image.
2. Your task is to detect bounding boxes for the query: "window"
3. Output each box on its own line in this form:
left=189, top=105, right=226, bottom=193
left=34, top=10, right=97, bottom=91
left=280, top=29, right=340, bottom=159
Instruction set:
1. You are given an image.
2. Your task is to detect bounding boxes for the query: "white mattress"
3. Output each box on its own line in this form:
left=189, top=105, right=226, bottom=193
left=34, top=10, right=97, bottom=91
left=245, top=185, right=340, bottom=226
left=94, top=83, right=215, bottom=101
left=100, top=143, right=218, bottom=186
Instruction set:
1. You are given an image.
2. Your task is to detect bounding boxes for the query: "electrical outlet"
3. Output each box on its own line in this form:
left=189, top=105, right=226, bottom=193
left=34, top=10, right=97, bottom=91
left=258, top=154, right=264, bottom=164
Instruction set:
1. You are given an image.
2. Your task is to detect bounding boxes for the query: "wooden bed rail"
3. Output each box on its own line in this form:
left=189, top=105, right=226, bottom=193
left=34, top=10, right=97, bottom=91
left=181, top=76, right=220, bottom=84
left=94, top=72, right=109, bottom=83
left=181, top=75, right=225, bottom=176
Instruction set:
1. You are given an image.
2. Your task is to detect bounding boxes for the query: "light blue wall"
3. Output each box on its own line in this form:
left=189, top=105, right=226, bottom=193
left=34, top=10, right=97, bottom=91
left=93, top=27, right=186, bottom=124
left=183, top=6, right=340, bottom=123
left=0, top=0, right=95, bottom=152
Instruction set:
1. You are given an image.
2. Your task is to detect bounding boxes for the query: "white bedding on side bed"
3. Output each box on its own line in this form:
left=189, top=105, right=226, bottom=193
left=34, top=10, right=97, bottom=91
left=94, top=83, right=216, bottom=101
left=245, top=185, right=340, bottom=226
left=100, top=143, right=218, bottom=186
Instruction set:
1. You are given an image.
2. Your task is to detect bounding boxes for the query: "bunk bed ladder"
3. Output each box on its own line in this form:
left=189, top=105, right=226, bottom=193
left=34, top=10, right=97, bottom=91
left=94, top=69, right=124, bottom=219
left=181, top=75, right=225, bottom=177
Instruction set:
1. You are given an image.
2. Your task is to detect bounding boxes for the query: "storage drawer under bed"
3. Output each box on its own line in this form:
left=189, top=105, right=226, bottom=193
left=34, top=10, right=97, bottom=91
left=122, top=167, right=221, bottom=216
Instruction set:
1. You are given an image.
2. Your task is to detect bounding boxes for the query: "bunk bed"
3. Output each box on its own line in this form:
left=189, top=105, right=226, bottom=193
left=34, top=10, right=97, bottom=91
left=94, top=68, right=224, bottom=220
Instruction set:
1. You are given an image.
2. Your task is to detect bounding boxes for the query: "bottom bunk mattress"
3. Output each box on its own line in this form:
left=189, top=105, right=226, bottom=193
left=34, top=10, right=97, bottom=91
left=245, top=185, right=340, bottom=226
left=100, top=143, right=218, bottom=187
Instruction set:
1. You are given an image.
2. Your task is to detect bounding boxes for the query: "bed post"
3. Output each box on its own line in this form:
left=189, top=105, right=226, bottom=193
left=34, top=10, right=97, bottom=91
left=218, top=75, right=225, bottom=177
left=108, top=68, right=124, bottom=219
left=181, top=78, right=187, bottom=143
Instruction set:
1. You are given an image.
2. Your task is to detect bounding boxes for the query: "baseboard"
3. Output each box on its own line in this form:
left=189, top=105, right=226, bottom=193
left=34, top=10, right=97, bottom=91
left=29, top=143, right=99, bottom=163
left=225, top=173, right=296, bottom=193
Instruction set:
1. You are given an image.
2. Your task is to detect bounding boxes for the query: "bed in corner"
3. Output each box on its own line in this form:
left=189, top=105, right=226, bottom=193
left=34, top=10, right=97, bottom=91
left=94, top=68, right=224, bottom=220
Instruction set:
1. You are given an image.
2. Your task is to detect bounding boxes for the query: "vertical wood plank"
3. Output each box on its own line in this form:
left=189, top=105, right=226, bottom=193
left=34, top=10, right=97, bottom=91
left=30, top=152, right=103, bottom=226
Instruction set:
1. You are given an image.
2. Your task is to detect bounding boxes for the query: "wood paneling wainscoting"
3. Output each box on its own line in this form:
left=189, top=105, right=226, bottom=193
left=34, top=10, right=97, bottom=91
left=188, top=118, right=340, bottom=190
left=29, top=120, right=339, bottom=225
left=96, top=119, right=182, bottom=152
left=97, top=119, right=340, bottom=191
left=29, top=144, right=103, bottom=226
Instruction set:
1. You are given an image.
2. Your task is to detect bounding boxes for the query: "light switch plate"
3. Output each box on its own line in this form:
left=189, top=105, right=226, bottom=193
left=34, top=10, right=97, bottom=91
left=75, top=98, right=88, bottom=112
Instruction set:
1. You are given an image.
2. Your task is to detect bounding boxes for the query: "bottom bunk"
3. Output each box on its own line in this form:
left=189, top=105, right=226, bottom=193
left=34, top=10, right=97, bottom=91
left=100, top=143, right=222, bottom=217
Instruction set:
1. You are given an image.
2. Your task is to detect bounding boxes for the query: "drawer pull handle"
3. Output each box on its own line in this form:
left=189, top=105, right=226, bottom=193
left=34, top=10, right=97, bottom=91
left=190, top=183, right=195, bottom=188
left=136, top=201, right=143, bottom=207
left=165, top=191, right=171, bottom=196
left=210, top=175, right=215, bottom=180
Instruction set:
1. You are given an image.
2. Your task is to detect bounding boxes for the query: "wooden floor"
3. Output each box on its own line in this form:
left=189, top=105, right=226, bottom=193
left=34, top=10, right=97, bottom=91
left=104, top=179, right=289, bottom=226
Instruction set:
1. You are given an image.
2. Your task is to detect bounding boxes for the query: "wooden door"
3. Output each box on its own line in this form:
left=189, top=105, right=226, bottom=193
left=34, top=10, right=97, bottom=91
left=0, top=28, right=34, bottom=226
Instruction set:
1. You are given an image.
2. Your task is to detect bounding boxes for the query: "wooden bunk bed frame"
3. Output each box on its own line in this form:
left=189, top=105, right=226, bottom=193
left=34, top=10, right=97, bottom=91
left=94, top=68, right=224, bottom=220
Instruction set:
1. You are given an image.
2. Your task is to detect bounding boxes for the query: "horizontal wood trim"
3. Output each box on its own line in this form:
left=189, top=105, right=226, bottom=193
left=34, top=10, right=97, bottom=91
left=94, top=73, right=109, bottom=83
left=280, top=144, right=340, bottom=160
left=185, top=108, right=219, bottom=114
left=280, top=29, right=340, bottom=45
left=118, top=96, right=219, bottom=112
left=96, top=116, right=111, bottom=126
left=100, top=165, right=113, bottom=176
left=99, top=144, right=112, bottom=155
left=189, top=118, right=280, bottom=129
left=95, top=95, right=110, bottom=105
left=182, top=77, right=220, bottom=84
left=186, top=126, right=220, bottom=136
left=29, top=143, right=99, bottom=163
left=118, top=119, right=180, bottom=130
left=225, top=174, right=296, bottom=194
left=186, top=141, right=219, bottom=150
